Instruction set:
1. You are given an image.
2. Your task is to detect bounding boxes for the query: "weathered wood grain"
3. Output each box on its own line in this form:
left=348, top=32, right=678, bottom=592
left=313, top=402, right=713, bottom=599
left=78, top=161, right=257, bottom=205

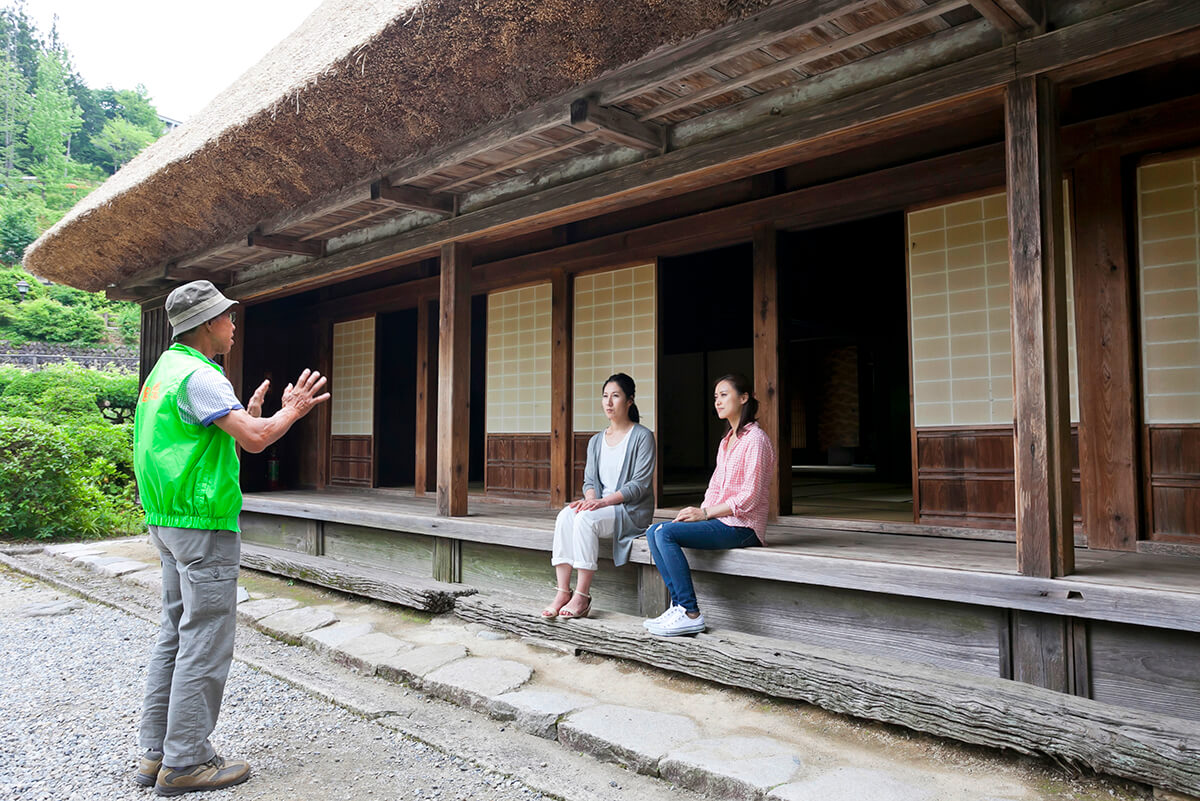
left=550, top=269, right=574, bottom=506
left=240, top=543, right=474, bottom=614
left=1005, top=75, right=1074, bottom=578
left=454, top=592, right=1200, bottom=796
left=752, top=223, right=789, bottom=520
left=414, top=299, right=438, bottom=495
left=436, top=242, right=471, bottom=517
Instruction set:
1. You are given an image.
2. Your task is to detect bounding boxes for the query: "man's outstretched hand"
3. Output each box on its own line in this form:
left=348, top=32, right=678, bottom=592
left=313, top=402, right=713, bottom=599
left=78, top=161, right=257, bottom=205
left=281, top=369, right=330, bottom=418
left=247, top=380, right=270, bottom=418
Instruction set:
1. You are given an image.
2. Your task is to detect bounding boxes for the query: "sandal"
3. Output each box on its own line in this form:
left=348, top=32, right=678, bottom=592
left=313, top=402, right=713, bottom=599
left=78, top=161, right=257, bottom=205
left=558, top=590, right=591, bottom=620
left=541, top=586, right=573, bottom=618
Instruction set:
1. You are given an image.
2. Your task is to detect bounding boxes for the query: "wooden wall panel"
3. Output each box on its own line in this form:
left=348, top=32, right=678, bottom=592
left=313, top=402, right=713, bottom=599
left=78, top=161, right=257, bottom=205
left=330, top=434, right=373, bottom=487
left=1146, top=425, right=1200, bottom=541
left=139, top=305, right=171, bottom=386
left=572, top=432, right=596, bottom=500
left=916, top=426, right=1082, bottom=532
left=1090, top=620, right=1200, bottom=722
left=485, top=434, right=551, bottom=500
left=322, top=523, right=434, bottom=576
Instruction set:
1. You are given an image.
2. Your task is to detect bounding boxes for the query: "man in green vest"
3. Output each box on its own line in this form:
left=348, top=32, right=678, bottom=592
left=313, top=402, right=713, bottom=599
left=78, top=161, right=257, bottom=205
left=133, top=280, right=329, bottom=796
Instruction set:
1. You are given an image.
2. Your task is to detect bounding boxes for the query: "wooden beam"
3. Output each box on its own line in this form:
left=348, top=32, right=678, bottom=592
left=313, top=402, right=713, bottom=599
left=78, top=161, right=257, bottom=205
left=414, top=299, right=439, bottom=496
left=435, top=133, right=603, bottom=193
left=227, top=0, right=1200, bottom=304
left=550, top=269, right=574, bottom=507
left=570, top=98, right=663, bottom=152
left=247, top=231, right=326, bottom=257
left=1005, top=75, right=1074, bottom=578
left=436, top=242, right=471, bottom=517
left=601, top=0, right=879, bottom=105
left=372, top=181, right=455, bottom=216
left=639, top=0, right=972, bottom=121
left=752, top=223, right=789, bottom=520
left=1071, top=150, right=1139, bottom=552
left=967, top=0, right=1028, bottom=35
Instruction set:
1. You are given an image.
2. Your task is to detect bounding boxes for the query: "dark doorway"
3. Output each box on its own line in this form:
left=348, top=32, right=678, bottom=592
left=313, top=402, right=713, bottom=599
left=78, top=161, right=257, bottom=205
left=376, top=309, right=418, bottom=487
left=782, top=213, right=913, bottom=521
left=658, top=244, right=754, bottom=503
left=469, top=293, right=487, bottom=486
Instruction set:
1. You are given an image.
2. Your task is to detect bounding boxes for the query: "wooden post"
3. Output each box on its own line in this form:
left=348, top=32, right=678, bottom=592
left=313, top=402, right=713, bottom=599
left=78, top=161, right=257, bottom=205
left=1005, top=76, right=1074, bottom=577
left=315, top=320, right=331, bottom=489
left=433, top=537, right=462, bottom=583
left=226, top=309, right=245, bottom=401
left=550, top=269, right=574, bottom=507
left=437, top=242, right=472, bottom=517
left=414, top=299, right=438, bottom=496
left=1071, top=150, right=1140, bottom=551
left=752, top=223, right=791, bottom=519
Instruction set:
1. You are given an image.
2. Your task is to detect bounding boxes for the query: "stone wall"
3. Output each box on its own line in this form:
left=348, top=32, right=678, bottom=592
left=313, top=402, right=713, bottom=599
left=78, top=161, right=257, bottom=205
left=0, top=342, right=137, bottom=371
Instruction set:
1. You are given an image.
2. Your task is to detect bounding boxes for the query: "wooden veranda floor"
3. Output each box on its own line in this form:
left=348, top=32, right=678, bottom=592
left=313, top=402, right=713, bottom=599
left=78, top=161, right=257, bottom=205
left=242, top=488, right=1200, bottom=632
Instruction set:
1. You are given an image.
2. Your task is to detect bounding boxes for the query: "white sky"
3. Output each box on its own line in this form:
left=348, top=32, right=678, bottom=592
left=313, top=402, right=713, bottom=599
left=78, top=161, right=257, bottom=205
left=22, top=0, right=327, bottom=121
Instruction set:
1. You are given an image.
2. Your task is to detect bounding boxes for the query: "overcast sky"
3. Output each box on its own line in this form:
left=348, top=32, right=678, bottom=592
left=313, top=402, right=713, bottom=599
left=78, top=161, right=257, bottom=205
left=22, top=0, right=326, bottom=121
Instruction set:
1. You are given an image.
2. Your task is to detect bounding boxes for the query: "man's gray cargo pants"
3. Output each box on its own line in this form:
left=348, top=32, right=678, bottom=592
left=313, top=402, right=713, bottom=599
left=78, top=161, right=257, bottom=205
left=138, top=525, right=240, bottom=767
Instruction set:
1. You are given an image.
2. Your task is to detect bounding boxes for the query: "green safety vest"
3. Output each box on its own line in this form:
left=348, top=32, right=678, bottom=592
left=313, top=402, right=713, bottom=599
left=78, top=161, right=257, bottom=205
left=133, top=343, right=242, bottom=531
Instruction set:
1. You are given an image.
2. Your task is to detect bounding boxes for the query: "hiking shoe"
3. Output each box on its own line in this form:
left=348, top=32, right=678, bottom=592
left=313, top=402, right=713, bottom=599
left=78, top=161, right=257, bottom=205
left=646, top=605, right=705, bottom=636
left=135, top=750, right=163, bottom=786
left=155, top=754, right=250, bottom=796
left=643, top=604, right=683, bottom=629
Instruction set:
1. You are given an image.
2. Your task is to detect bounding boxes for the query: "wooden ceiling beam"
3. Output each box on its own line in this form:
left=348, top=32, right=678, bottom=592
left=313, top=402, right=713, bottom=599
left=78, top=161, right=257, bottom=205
left=371, top=181, right=455, bottom=216
left=247, top=231, right=326, bottom=257
left=570, top=98, right=664, bottom=152
left=967, top=0, right=1043, bottom=35
left=639, top=0, right=973, bottom=121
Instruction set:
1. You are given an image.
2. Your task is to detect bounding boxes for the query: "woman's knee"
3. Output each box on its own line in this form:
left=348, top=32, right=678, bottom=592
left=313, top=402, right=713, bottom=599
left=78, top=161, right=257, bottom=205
left=572, top=511, right=604, bottom=537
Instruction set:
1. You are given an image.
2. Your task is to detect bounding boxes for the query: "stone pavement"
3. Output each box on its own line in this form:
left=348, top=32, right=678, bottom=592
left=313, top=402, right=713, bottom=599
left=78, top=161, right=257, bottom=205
left=19, top=538, right=1154, bottom=801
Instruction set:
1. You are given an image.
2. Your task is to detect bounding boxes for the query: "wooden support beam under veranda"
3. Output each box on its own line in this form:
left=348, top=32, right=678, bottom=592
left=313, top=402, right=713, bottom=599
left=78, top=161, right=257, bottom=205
left=1005, top=75, right=1074, bottom=578
left=436, top=242, right=471, bottom=517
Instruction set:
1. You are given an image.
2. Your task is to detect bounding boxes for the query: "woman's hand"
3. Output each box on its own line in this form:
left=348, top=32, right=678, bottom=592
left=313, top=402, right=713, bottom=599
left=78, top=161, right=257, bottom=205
left=577, top=497, right=608, bottom=512
left=673, top=506, right=707, bottom=523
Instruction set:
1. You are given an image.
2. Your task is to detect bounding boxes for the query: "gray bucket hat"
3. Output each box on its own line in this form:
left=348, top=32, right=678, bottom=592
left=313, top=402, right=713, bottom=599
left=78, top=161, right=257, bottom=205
left=165, top=280, right=238, bottom=338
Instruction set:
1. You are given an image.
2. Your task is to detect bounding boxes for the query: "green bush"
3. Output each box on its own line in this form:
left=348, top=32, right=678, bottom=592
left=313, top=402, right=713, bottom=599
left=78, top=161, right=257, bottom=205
left=0, top=267, right=44, bottom=304
left=11, top=297, right=105, bottom=343
left=0, top=364, right=143, bottom=540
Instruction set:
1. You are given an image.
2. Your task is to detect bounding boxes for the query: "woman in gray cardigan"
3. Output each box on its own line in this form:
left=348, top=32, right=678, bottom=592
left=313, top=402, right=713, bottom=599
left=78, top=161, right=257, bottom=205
left=543, top=373, right=656, bottom=619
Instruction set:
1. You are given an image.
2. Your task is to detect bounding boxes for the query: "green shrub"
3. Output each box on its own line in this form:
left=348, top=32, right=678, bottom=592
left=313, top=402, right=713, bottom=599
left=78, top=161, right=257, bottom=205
left=117, top=304, right=140, bottom=346
left=0, top=363, right=137, bottom=424
left=0, top=416, right=106, bottom=538
left=11, top=297, right=105, bottom=343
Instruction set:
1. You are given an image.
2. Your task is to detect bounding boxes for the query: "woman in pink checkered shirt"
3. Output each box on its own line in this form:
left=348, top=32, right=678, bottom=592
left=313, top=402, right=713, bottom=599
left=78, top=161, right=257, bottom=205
left=643, top=373, right=776, bottom=636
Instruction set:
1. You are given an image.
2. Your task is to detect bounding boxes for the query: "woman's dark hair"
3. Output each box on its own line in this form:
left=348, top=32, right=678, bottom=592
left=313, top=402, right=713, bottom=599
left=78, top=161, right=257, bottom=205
left=602, top=372, right=640, bottom=424
left=715, top=373, right=758, bottom=435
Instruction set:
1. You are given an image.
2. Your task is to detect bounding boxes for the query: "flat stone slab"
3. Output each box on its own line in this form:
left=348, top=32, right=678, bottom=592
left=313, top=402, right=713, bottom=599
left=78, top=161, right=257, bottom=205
left=70, top=554, right=110, bottom=566
left=661, top=736, right=803, bottom=800
left=421, top=657, right=532, bottom=713
left=236, top=597, right=300, bottom=622
left=18, top=599, right=83, bottom=617
left=768, top=768, right=935, bottom=801
left=236, top=586, right=250, bottom=603
left=122, top=569, right=162, bottom=592
left=44, top=543, right=104, bottom=557
left=557, top=704, right=700, bottom=776
left=94, top=559, right=151, bottom=577
left=331, top=632, right=412, bottom=674
left=376, top=644, right=468, bottom=685
left=256, top=606, right=337, bottom=643
left=490, top=689, right=595, bottom=739
left=302, top=622, right=374, bottom=656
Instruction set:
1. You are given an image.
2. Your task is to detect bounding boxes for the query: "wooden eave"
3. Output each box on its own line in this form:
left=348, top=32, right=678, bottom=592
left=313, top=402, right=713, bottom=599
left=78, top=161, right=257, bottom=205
left=110, top=0, right=1195, bottom=302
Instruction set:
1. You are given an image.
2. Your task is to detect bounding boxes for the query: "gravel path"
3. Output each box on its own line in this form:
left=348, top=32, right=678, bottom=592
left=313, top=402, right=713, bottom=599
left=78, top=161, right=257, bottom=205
left=0, top=571, right=543, bottom=801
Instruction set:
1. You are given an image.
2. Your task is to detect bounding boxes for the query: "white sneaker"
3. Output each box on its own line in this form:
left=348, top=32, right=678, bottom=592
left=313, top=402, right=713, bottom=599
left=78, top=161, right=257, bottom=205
left=647, top=605, right=705, bottom=636
left=643, top=605, right=683, bottom=630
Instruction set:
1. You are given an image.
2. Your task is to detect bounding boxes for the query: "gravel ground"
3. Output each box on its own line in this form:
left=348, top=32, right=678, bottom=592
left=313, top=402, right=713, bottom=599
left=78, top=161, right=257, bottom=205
left=0, top=571, right=544, bottom=801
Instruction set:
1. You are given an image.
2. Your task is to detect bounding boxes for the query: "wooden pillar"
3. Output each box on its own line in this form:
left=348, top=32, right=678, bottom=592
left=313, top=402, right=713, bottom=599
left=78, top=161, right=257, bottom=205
left=550, top=269, right=574, bottom=507
left=315, top=320, right=331, bottom=489
left=414, top=299, right=438, bottom=496
left=436, top=242, right=472, bottom=517
left=1071, top=150, right=1140, bottom=551
left=433, top=537, right=462, bottom=583
left=1005, top=76, right=1074, bottom=577
left=752, top=223, right=791, bottom=519
left=226, top=308, right=245, bottom=401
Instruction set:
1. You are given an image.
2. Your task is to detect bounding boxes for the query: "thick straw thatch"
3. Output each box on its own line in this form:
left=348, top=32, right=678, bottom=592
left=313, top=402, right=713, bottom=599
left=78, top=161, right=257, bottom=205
left=26, top=0, right=767, bottom=291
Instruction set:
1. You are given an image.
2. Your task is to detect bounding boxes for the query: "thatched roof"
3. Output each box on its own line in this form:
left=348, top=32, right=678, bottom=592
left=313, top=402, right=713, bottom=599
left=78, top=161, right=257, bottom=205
left=26, top=0, right=765, bottom=291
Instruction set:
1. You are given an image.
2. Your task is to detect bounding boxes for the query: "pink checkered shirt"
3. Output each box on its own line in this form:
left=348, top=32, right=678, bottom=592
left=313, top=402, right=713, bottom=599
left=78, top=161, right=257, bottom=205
left=702, top=422, right=777, bottom=544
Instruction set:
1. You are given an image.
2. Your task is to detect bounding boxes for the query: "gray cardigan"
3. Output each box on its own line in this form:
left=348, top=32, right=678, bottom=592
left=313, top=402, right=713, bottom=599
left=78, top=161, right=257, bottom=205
left=581, top=423, right=657, bottom=567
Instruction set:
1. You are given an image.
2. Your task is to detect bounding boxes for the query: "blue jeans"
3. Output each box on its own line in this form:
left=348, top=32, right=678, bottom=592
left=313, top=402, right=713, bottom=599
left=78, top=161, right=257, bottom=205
left=645, top=520, right=760, bottom=613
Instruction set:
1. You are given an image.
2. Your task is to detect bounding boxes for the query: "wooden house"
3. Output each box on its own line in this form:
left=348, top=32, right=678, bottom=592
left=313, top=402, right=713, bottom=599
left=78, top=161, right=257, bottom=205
left=26, top=0, right=1200, bottom=793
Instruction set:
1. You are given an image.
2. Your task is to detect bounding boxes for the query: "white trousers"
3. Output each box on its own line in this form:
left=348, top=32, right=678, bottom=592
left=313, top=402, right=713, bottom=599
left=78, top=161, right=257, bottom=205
left=551, top=505, right=617, bottom=572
